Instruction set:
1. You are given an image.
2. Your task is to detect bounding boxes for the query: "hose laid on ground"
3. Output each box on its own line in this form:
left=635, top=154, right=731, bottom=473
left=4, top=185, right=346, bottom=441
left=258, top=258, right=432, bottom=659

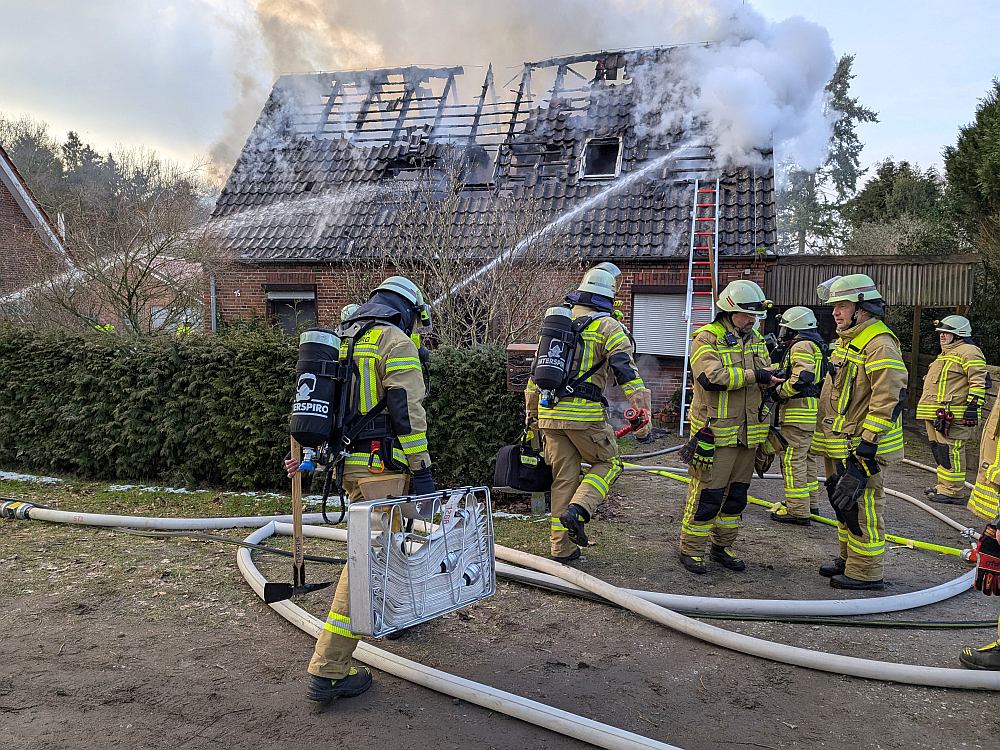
left=237, top=522, right=680, bottom=750
left=902, top=458, right=975, bottom=492
left=620, top=444, right=683, bottom=460
left=621, top=463, right=970, bottom=558
left=246, top=522, right=1000, bottom=691
left=5, top=499, right=973, bottom=616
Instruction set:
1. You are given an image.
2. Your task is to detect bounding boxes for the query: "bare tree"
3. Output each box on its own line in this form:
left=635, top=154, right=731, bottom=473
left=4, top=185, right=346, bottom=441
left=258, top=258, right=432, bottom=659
left=362, top=152, right=581, bottom=347
left=12, top=149, right=223, bottom=335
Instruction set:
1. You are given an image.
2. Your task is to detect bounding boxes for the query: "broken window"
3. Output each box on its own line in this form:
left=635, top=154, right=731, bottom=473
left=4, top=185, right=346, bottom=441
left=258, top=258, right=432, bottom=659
left=581, top=137, right=622, bottom=178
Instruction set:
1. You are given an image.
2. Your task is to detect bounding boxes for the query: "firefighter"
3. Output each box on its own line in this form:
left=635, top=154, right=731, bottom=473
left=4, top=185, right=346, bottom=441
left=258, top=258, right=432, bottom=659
left=916, top=315, right=988, bottom=504
left=812, top=274, right=907, bottom=591
left=678, top=279, right=779, bottom=574
left=525, top=267, right=651, bottom=562
left=971, top=392, right=1000, bottom=523
left=284, top=275, right=435, bottom=703
left=960, top=506, right=1000, bottom=669
left=768, top=306, right=827, bottom=525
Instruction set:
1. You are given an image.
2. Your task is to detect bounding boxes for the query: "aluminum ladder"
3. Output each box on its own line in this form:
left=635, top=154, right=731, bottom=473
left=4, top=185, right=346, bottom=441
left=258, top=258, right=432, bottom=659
left=678, top=178, right=720, bottom=437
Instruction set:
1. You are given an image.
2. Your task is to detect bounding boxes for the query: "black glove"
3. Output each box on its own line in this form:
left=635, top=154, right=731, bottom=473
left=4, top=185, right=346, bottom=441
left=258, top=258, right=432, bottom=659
left=410, top=466, right=436, bottom=496
left=973, top=516, right=1000, bottom=595
left=754, top=368, right=776, bottom=385
left=830, top=458, right=866, bottom=536
left=679, top=426, right=715, bottom=474
left=855, top=440, right=878, bottom=462
left=961, top=400, right=980, bottom=426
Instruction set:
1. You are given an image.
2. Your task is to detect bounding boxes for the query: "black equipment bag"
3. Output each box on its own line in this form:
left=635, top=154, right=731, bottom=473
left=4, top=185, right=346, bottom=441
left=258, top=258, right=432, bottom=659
left=494, top=430, right=552, bottom=492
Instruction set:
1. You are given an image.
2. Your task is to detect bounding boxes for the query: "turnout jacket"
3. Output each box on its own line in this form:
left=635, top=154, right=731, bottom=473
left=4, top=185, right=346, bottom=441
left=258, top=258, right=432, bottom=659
left=916, top=340, right=988, bottom=421
left=344, top=323, right=431, bottom=472
left=776, top=336, right=825, bottom=429
left=971, top=398, right=1000, bottom=519
left=526, top=304, right=646, bottom=428
left=812, top=318, right=908, bottom=461
left=688, top=317, right=770, bottom=448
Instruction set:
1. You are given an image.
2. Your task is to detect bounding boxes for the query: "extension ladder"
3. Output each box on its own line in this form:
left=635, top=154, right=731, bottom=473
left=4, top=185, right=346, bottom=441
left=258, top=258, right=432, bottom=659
left=678, top=178, right=720, bottom=436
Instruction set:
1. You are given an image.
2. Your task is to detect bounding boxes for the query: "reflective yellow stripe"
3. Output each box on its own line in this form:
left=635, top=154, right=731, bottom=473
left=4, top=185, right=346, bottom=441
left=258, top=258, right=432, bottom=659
left=323, top=611, right=360, bottom=639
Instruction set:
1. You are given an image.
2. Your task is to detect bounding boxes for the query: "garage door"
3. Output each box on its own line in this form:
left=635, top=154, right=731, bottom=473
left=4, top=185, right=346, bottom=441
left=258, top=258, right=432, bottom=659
left=632, top=293, right=689, bottom=357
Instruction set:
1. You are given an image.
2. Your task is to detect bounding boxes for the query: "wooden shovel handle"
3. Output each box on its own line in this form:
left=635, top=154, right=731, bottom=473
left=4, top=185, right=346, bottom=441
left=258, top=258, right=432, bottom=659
left=290, top=436, right=304, bottom=576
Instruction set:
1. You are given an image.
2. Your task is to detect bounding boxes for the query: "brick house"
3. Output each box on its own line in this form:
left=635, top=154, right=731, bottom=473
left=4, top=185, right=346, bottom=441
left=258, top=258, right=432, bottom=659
left=0, top=144, right=68, bottom=302
left=209, top=47, right=776, bottom=410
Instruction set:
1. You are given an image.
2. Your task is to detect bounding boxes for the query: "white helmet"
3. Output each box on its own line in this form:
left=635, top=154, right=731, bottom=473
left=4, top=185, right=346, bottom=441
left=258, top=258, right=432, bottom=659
left=935, top=315, right=972, bottom=338
left=824, top=273, right=883, bottom=304
left=594, top=262, right=622, bottom=289
left=778, top=306, right=818, bottom=333
left=717, top=280, right=772, bottom=317
left=375, top=275, right=431, bottom=326
left=577, top=268, right=616, bottom=299
left=340, top=303, right=360, bottom=322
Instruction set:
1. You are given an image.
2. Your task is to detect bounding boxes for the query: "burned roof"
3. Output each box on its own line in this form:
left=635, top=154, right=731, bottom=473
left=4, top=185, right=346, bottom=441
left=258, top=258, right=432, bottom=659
left=212, top=48, right=775, bottom=263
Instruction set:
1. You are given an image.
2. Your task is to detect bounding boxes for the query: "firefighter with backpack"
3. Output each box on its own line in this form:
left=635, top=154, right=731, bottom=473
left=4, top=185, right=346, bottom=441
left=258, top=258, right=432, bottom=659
left=283, top=276, right=435, bottom=703
left=916, top=315, right=989, bottom=505
left=766, top=306, right=828, bottom=525
left=525, top=266, right=651, bottom=562
left=678, top=279, right=781, bottom=574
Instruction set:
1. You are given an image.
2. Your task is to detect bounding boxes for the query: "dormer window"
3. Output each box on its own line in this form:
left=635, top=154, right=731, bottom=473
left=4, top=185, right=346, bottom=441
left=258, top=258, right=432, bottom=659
left=581, top=137, right=622, bottom=179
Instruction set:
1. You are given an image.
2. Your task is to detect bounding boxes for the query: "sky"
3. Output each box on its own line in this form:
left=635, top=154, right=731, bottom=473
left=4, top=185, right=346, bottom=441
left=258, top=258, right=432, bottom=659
left=0, top=0, right=997, bottom=179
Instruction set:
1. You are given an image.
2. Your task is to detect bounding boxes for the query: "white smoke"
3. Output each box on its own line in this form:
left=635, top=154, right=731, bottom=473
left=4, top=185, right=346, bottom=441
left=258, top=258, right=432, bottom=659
left=211, top=0, right=837, bottom=174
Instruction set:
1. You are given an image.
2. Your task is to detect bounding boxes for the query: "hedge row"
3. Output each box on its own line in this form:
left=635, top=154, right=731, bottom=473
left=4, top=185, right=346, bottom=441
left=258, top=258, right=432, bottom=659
left=0, top=327, right=521, bottom=490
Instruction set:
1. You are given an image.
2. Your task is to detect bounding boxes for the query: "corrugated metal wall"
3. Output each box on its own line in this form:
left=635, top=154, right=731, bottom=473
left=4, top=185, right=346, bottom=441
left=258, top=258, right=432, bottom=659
left=765, top=255, right=977, bottom=307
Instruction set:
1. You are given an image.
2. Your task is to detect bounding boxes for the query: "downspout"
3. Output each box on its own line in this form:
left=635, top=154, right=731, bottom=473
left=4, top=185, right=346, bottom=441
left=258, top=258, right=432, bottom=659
left=209, top=272, right=218, bottom=334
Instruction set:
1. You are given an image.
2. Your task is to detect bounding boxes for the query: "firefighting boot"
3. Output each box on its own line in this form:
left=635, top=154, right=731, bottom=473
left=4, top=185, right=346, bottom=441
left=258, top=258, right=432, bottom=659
left=829, top=574, right=885, bottom=591
left=710, top=544, right=746, bottom=572
left=679, top=554, right=707, bottom=574
left=959, top=640, right=1000, bottom=670
left=927, top=493, right=963, bottom=505
left=550, top=548, right=581, bottom=563
left=819, top=558, right=846, bottom=578
left=560, top=504, right=590, bottom=547
left=770, top=504, right=811, bottom=526
left=306, top=667, right=373, bottom=703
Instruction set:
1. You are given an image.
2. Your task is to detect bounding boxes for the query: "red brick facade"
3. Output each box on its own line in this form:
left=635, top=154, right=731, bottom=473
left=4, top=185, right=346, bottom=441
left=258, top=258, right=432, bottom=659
left=0, top=177, right=63, bottom=298
left=214, top=256, right=772, bottom=417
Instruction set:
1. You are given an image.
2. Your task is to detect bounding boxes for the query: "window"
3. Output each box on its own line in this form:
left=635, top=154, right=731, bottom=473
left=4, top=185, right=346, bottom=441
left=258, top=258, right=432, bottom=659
left=581, top=137, right=622, bottom=179
left=631, top=292, right=688, bottom=357
left=266, top=287, right=317, bottom=335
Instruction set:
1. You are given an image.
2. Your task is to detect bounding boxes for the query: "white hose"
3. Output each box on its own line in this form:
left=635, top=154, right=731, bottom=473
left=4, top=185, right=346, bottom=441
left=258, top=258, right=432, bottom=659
left=25, top=506, right=335, bottom=530
left=19, top=502, right=972, bottom=616
left=248, top=522, right=1000, bottom=692
left=238, top=522, right=680, bottom=750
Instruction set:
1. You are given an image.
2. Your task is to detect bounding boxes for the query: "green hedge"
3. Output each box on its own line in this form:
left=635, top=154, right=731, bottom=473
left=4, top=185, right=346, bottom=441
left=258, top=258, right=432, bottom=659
left=0, top=327, right=521, bottom=490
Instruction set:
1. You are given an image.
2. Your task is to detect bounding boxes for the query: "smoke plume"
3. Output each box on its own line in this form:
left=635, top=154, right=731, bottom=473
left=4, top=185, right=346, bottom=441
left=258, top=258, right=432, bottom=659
left=211, top=0, right=837, bottom=174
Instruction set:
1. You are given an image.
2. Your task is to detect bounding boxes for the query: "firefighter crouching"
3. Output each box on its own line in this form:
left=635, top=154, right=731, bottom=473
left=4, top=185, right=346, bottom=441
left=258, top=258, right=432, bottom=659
left=526, top=267, right=651, bottom=562
left=678, top=280, right=781, bottom=574
left=812, top=274, right=907, bottom=591
left=767, top=306, right=828, bottom=525
left=284, top=276, right=435, bottom=703
left=916, top=315, right=988, bottom=505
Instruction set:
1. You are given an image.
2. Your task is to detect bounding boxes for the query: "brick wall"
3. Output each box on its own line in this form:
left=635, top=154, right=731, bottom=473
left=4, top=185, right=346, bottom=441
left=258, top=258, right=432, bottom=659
left=0, top=179, right=63, bottom=297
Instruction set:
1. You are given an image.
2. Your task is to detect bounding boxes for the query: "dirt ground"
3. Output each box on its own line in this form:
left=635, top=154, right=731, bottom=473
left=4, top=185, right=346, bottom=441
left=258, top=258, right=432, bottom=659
left=2, top=427, right=999, bottom=750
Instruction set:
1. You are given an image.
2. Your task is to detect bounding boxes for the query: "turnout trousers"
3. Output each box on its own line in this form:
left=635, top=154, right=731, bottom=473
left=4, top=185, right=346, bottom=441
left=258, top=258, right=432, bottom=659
left=307, top=468, right=408, bottom=679
left=542, top=422, right=623, bottom=558
left=824, top=457, right=886, bottom=581
left=679, top=445, right=755, bottom=556
left=778, top=424, right=819, bottom=518
left=924, top=422, right=971, bottom=500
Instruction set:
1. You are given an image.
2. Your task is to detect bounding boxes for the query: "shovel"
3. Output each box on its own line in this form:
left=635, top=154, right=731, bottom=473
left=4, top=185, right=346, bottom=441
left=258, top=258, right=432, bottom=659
left=263, top=437, right=337, bottom=604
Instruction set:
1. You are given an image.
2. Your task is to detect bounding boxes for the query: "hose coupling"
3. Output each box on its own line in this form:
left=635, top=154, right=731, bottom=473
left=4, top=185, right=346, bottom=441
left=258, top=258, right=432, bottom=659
left=0, top=499, right=36, bottom=520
